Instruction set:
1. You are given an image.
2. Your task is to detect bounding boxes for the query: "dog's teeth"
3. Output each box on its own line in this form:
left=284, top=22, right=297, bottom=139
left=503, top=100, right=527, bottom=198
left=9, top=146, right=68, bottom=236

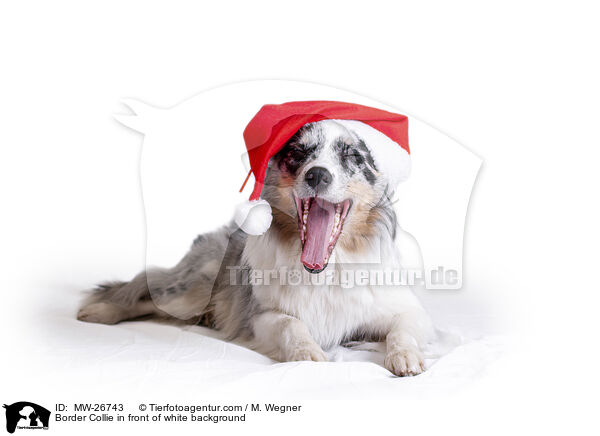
left=336, top=204, right=342, bottom=213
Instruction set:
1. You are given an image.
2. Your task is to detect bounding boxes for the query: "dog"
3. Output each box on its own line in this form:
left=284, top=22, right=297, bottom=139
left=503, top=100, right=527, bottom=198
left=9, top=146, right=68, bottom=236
left=77, top=118, right=434, bottom=376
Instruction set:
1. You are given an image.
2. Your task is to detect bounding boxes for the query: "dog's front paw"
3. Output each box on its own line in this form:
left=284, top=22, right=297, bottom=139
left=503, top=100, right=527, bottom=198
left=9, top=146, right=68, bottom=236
left=384, top=346, right=425, bottom=377
left=286, top=342, right=328, bottom=362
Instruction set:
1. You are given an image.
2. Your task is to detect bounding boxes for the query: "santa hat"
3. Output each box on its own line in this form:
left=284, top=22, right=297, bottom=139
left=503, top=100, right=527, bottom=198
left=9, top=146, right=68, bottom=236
left=234, top=101, right=410, bottom=235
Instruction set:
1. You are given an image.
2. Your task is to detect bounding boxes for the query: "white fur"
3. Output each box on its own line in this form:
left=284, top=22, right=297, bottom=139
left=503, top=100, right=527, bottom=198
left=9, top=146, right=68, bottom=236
left=243, top=227, right=434, bottom=375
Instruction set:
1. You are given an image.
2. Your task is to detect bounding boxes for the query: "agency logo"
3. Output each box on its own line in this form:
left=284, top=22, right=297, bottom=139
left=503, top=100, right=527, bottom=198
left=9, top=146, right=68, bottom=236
left=3, top=402, right=50, bottom=433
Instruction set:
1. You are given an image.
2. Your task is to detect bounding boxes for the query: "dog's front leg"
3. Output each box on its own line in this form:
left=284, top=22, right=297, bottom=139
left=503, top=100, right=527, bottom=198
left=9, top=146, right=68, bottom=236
left=384, top=312, right=427, bottom=377
left=250, top=311, right=328, bottom=362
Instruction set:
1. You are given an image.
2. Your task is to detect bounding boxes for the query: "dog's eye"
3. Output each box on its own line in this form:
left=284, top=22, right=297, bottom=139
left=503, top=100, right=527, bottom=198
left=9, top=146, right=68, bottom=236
left=278, top=146, right=310, bottom=172
left=342, top=145, right=360, bottom=158
left=290, top=147, right=307, bottom=158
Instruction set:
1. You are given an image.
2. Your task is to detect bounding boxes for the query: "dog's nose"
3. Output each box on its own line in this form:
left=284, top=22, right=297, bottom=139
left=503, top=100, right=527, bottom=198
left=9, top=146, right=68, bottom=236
left=305, top=166, right=332, bottom=190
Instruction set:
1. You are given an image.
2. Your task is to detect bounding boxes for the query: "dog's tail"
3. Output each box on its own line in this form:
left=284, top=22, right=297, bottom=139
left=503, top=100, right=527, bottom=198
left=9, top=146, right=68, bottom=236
left=78, top=223, right=245, bottom=323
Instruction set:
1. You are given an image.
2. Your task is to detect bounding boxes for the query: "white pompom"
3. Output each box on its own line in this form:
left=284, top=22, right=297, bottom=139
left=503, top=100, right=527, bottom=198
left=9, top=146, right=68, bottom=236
left=234, top=199, right=273, bottom=235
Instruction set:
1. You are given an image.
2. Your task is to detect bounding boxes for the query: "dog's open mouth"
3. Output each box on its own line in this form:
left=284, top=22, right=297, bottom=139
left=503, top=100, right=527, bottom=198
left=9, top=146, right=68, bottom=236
left=294, top=194, right=351, bottom=273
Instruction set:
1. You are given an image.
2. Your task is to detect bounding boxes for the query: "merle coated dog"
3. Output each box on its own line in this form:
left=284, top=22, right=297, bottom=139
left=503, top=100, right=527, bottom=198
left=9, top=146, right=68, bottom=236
left=78, top=120, right=433, bottom=376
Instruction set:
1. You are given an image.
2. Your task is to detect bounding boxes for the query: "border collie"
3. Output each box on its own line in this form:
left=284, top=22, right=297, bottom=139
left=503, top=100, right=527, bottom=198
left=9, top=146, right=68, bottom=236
left=77, top=119, right=434, bottom=376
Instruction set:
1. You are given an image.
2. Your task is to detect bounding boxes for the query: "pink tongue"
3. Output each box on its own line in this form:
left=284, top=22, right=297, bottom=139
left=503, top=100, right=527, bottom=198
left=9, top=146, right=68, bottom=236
left=301, top=198, right=336, bottom=270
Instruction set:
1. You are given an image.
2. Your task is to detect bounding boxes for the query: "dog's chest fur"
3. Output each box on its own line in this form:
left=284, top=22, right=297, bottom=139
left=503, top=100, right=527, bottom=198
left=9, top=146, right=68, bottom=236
left=243, top=229, right=414, bottom=349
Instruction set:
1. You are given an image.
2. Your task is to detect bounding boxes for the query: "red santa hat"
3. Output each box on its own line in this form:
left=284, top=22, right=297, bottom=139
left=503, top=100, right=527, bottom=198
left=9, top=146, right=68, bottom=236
left=234, top=101, right=410, bottom=235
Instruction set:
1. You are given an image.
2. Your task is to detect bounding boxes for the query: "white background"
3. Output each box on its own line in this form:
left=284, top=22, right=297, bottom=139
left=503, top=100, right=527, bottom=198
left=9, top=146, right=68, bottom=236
left=1, top=1, right=599, bottom=435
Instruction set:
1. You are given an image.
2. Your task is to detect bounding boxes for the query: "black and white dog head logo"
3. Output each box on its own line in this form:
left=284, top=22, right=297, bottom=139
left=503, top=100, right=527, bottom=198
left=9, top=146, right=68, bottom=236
left=3, top=402, right=50, bottom=433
